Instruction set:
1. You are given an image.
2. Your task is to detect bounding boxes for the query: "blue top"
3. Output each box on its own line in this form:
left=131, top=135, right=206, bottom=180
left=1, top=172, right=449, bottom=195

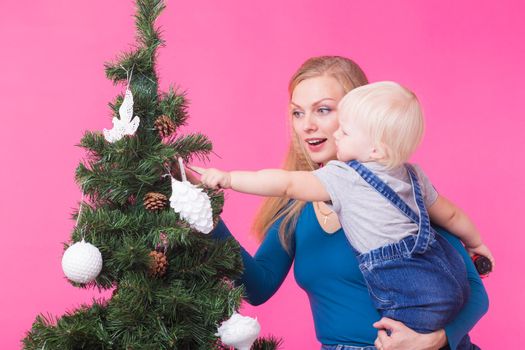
left=212, top=202, right=489, bottom=349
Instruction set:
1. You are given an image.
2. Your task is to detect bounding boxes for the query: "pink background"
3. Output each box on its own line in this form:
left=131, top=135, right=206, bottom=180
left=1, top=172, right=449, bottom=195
left=1, top=0, right=523, bottom=348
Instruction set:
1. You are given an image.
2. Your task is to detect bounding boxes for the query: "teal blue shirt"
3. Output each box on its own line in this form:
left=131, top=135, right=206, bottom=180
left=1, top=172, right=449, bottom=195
left=212, top=202, right=488, bottom=349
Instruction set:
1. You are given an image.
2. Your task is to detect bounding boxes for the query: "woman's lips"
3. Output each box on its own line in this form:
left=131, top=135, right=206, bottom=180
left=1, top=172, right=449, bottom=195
left=305, top=138, right=327, bottom=152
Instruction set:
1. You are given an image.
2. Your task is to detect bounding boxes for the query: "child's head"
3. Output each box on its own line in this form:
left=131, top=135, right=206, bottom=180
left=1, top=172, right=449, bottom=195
left=334, top=81, right=424, bottom=168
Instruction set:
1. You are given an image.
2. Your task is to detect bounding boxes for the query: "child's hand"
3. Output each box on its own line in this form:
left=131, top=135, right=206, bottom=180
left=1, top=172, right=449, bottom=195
left=467, top=243, right=495, bottom=269
left=189, top=166, right=231, bottom=190
left=183, top=166, right=201, bottom=185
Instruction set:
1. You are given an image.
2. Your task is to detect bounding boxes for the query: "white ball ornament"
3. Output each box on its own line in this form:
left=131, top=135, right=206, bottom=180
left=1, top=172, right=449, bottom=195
left=61, top=239, right=103, bottom=283
left=216, top=312, right=261, bottom=350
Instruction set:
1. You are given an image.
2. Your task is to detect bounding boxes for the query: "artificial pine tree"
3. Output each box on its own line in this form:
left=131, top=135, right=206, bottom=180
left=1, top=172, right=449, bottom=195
left=22, top=1, right=280, bottom=349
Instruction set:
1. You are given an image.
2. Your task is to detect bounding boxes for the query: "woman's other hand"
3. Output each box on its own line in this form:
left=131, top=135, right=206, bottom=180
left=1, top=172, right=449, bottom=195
left=373, top=317, right=447, bottom=350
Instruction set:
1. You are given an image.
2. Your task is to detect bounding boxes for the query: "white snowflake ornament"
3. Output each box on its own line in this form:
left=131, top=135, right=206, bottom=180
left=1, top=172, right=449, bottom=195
left=61, top=239, right=103, bottom=283
left=216, top=312, right=261, bottom=350
left=170, top=177, right=213, bottom=233
left=103, top=88, right=140, bottom=143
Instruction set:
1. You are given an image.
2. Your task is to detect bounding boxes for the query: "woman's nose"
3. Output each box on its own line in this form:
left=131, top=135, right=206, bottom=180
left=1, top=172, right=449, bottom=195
left=302, top=114, right=317, bottom=132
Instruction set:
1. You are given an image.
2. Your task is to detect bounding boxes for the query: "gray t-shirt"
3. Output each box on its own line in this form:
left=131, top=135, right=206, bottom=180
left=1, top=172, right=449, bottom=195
left=313, top=161, right=438, bottom=253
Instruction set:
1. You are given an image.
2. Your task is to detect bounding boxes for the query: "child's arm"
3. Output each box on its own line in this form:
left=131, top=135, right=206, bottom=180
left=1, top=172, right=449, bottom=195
left=428, top=195, right=495, bottom=267
left=190, top=166, right=331, bottom=202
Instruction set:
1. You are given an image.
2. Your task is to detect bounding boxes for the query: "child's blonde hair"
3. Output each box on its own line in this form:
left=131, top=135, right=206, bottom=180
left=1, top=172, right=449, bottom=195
left=338, top=81, right=424, bottom=168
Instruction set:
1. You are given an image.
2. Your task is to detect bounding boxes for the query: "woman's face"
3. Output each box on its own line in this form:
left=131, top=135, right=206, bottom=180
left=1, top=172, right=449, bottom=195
left=290, top=75, right=346, bottom=165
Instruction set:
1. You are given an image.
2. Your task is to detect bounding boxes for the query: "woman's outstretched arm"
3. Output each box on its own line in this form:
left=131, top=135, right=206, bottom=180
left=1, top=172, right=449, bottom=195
left=210, top=218, right=294, bottom=305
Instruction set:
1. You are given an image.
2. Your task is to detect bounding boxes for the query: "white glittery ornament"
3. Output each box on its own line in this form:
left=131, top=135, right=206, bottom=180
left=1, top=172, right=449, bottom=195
left=169, top=177, right=213, bottom=233
left=103, top=88, right=140, bottom=143
left=216, top=312, right=261, bottom=350
left=61, top=239, right=103, bottom=283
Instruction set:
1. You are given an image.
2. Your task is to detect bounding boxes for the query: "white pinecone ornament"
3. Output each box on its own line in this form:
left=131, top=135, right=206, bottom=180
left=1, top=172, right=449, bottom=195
left=61, top=239, right=103, bottom=283
left=216, top=312, right=261, bottom=350
left=169, top=177, right=213, bottom=233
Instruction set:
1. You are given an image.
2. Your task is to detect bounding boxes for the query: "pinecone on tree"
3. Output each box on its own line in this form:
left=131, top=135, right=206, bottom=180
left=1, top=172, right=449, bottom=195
left=143, top=192, right=167, bottom=211
left=148, top=250, right=168, bottom=277
left=154, top=115, right=176, bottom=138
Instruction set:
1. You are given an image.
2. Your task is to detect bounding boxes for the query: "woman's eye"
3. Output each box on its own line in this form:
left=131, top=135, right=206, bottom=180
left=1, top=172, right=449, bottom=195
left=292, top=110, right=304, bottom=118
left=317, top=107, right=332, bottom=115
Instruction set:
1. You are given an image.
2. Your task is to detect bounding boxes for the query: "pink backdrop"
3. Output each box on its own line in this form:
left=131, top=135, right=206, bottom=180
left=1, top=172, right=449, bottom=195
left=1, top=0, right=523, bottom=348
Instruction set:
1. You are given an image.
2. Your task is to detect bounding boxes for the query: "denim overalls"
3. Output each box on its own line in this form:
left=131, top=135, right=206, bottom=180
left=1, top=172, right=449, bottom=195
left=349, top=160, right=470, bottom=331
left=321, top=161, right=474, bottom=350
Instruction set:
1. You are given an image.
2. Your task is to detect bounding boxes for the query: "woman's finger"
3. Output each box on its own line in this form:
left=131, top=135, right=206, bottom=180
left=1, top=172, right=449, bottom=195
left=377, top=329, right=393, bottom=350
left=373, top=317, right=402, bottom=332
left=374, top=336, right=383, bottom=349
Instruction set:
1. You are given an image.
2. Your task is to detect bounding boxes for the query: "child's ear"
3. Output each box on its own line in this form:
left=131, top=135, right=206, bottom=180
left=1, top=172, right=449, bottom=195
left=370, top=144, right=388, bottom=161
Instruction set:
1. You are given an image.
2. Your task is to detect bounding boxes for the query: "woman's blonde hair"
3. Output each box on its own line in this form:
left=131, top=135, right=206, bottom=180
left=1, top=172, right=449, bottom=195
left=251, top=56, right=368, bottom=253
left=339, top=81, right=424, bottom=169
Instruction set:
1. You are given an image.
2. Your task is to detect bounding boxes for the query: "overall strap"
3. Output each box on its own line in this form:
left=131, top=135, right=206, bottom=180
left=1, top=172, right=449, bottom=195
left=347, top=161, right=420, bottom=224
left=347, top=161, right=433, bottom=254
left=404, top=164, right=434, bottom=254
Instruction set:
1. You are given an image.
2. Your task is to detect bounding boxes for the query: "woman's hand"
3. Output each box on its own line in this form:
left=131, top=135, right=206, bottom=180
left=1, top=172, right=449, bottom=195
left=373, top=318, right=447, bottom=350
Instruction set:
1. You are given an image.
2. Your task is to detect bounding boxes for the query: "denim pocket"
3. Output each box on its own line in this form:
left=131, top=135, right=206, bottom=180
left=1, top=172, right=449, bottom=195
left=359, top=264, right=393, bottom=308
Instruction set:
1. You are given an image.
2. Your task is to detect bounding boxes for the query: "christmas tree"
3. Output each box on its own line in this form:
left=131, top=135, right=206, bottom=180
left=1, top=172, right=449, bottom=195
left=23, top=1, right=281, bottom=349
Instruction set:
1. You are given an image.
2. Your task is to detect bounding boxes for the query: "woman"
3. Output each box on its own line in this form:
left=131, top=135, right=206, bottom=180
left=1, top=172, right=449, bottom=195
left=206, top=56, right=488, bottom=350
